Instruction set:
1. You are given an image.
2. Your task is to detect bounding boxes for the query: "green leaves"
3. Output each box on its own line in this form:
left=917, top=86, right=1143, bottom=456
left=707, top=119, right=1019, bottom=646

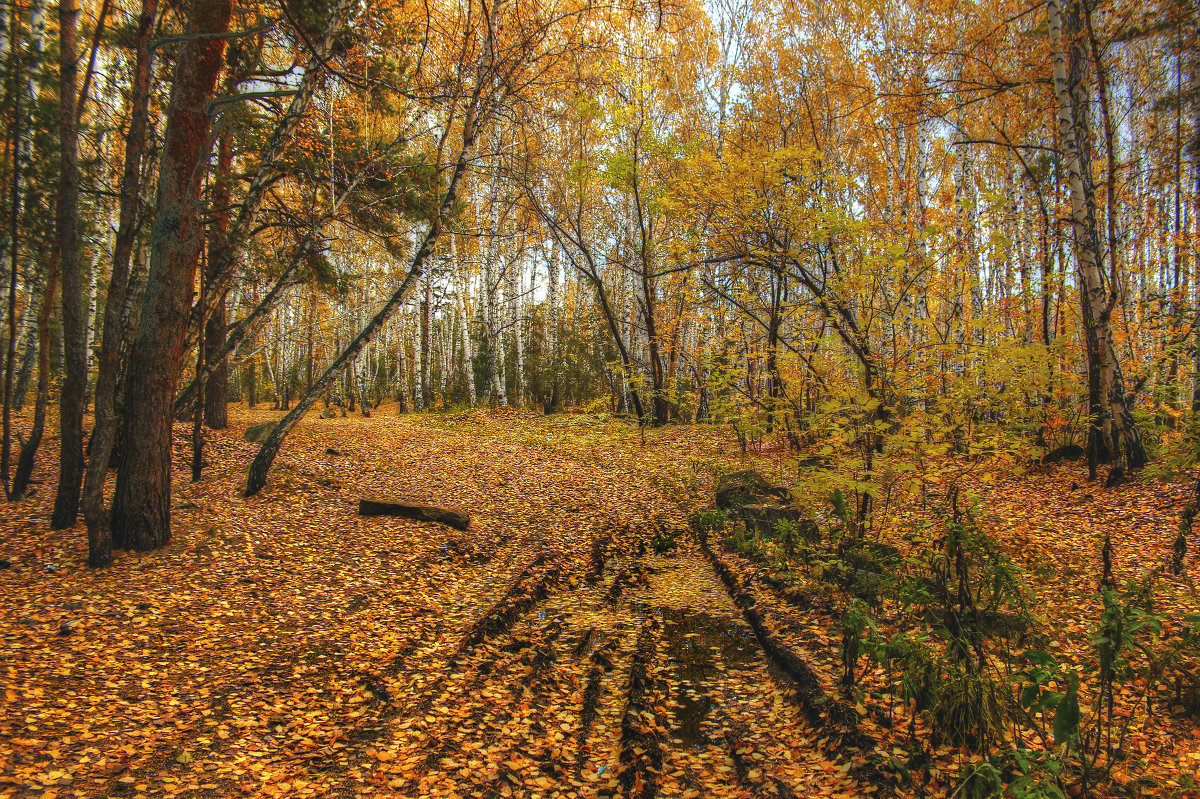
left=1052, top=671, right=1080, bottom=747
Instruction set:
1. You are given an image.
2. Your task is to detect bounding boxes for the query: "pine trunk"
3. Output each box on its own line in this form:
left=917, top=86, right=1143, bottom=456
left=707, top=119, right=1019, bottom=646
left=52, top=0, right=85, bottom=530
left=110, top=0, right=232, bottom=551
left=81, top=0, right=157, bottom=564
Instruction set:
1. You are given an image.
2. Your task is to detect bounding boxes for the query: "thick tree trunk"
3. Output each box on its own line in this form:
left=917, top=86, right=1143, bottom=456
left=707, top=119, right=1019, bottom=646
left=110, top=0, right=232, bottom=551
left=81, top=0, right=157, bottom=565
left=1048, top=0, right=1146, bottom=472
left=483, top=252, right=504, bottom=407
left=456, top=254, right=476, bottom=406
left=507, top=243, right=523, bottom=407
left=52, top=0, right=85, bottom=529
left=204, top=293, right=228, bottom=426
left=13, top=323, right=36, bottom=411
left=1191, top=7, right=1200, bottom=420
left=482, top=160, right=507, bottom=407
left=396, top=326, right=410, bottom=412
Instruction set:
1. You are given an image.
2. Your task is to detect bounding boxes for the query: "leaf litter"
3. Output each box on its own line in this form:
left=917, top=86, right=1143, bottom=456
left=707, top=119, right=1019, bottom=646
left=0, top=406, right=863, bottom=798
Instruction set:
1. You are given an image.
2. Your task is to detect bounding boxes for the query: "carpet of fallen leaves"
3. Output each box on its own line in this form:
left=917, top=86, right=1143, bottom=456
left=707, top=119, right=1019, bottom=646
left=0, top=404, right=873, bottom=799
left=421, top=410, right=1200, bottom=798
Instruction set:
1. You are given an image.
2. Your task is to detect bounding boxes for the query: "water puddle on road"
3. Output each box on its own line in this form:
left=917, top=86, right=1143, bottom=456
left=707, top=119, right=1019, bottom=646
left=658, top=607, right=758, bottom=748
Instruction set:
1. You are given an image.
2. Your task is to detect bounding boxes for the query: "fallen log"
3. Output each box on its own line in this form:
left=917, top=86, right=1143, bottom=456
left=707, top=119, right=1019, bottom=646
left=357, top=496, right=470, bottom=531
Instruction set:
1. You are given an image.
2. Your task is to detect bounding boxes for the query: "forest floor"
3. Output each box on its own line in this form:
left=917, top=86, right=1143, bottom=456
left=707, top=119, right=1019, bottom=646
left=0, top=404, right=1198, bottom=798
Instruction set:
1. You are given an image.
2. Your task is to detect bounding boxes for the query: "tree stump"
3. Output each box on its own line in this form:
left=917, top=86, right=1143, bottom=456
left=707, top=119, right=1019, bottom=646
left=358, top=496, right=470, bottom=531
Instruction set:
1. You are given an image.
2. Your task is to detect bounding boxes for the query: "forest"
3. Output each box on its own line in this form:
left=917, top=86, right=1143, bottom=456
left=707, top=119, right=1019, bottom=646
left=0, top=0, right=1198, bottom=796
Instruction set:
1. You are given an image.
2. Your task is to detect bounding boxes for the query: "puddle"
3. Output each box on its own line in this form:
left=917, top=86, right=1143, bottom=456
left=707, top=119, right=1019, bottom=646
left=659, top=608, right=758, bottom=748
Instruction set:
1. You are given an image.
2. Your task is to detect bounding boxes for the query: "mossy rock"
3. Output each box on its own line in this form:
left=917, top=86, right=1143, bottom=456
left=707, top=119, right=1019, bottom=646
left=244, top=422, right=274, bottom=443
left=715, top=470, right=790, bottom=511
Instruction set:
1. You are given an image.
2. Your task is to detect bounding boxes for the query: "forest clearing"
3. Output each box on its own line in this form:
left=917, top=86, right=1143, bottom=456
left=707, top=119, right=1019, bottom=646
left=2, top=406, right=1199, bottom=798
left=1, top=0, right=1199, bottom=795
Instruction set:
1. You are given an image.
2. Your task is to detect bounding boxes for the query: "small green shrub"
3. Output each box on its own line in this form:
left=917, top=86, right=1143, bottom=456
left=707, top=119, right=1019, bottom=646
left=694, top=508, right=729, bottom=533
left=649, top=529, right=679, bottom=554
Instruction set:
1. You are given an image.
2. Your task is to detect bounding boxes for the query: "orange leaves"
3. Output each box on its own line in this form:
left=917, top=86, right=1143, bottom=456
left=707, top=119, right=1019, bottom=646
left=5, top=401, right=1199, bottom=798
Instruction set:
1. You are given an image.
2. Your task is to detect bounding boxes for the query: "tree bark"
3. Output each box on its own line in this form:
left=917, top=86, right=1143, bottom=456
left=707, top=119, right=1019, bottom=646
left=187, top=0, right=360, bottom=332
left=454, top=236, right=476, bottom=407
left=52, top=0, right=85, bottom=530
left=81, top=0, right=157, bottom=564
left=10, top=254, right=57, bottom=499
left=1047, top=0, right=1147, bottom=472
left=204, top=130, right=234, bottom=429
left=2, top=68, right=21, bottom=498
left=110, top=0, right=232, bottom=551
left=544, top=242, right=560, bottom=413
left=420, top=268, right=431, bottom=409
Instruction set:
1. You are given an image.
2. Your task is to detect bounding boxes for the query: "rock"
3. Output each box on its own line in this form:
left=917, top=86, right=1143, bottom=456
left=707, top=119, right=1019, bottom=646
left=244, top=422, right=275, bottom=443
left=738, top=503, right=806, bottom=537
left=320, top=407, right=337, bottom=419
left=1042, top=443, right=1085, bottom=464
left=715, top=470, right=790, bottom=511
left=58, top=619, right=80, bottom=636
left=358, top=496, right=470, bottom=531
left=714, top=471, right=806, bottom=540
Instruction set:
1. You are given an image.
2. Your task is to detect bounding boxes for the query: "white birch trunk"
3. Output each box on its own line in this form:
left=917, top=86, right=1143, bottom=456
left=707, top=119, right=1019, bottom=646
left=451, top=235, right=475, bottom=406
left=1048, top=0, right=1146, bottom=468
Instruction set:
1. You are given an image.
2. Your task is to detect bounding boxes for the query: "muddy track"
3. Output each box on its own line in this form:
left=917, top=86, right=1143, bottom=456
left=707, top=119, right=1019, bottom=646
left=325, top=425, right=874, bottom=798
left=695, top=521, right=893, bottom=792
left=340, top=524, right=869, bottom=797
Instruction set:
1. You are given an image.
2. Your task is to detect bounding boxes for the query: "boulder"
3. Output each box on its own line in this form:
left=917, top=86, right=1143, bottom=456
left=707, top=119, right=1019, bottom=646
left=715, top=471, right=815, bottom=541
left=320, top=407, right=337, bottom=419
left=738, top=503, right=807, bottom=538
left=1041, top=443, right=1084, bottom=464
left=358, top=496, right=470, bottom=531
left=715, top=470, right=790, bottom=511
left=244, top=422, right=274, bottom=444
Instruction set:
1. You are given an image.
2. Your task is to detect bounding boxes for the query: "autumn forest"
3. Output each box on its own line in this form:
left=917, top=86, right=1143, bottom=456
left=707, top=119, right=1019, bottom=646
left=1, top=0, right=1199, bottom=796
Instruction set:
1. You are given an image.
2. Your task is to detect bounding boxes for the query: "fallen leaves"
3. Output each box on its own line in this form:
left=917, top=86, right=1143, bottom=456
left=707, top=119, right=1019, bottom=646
left=11, top=406, right=1192, bottom=798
